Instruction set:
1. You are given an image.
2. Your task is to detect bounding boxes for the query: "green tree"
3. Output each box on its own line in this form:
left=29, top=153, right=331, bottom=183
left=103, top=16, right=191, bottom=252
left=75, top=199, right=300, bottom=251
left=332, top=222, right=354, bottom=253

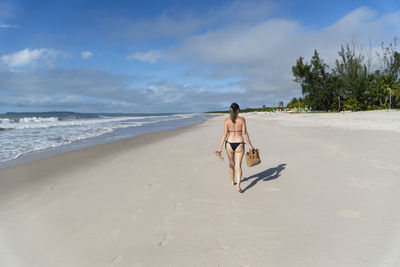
left=292, top=50, right=333, bottom=110
left=374, top=39, right=400, bottom=108
left=292, top=37, right=400, bottom=110
left=287, top=97, right=306, bottom=109
left=287, top=97, right=297, bottom=108
left=334, top=44, right=369, bottom=110
left=328, top=73, right=343, bottom=111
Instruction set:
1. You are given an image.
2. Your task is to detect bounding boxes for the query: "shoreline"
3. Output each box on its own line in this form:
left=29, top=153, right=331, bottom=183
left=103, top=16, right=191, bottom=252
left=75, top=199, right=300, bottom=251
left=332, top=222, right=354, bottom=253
left=0, top=114, right=213, bottom=170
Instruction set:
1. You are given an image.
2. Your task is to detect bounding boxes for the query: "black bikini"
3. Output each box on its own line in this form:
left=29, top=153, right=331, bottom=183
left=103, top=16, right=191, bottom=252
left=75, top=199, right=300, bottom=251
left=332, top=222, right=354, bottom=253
left=226, top=142, right=244, bottom=151
left=225, top=130, right=245, bottom=151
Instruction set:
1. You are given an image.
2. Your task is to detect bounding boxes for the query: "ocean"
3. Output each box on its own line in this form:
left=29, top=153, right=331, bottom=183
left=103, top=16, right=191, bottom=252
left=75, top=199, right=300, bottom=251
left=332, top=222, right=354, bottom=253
left=0, top=112, right=212, bottom=168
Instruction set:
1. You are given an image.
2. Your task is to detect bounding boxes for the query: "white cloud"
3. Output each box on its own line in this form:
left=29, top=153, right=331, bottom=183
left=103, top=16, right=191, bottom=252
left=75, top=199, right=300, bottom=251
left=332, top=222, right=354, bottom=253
left=81, top=50, right=94, bottom=59
left=155, top=6, right=400, bottom=100
left=126, top=50, right=163, bottom=63
left=0, top=69, right=245, bottom=112
left=0, top=22, right=18, bottom=28
left=0, top=48, right=62, bottom=68
left=116, top=6, right=400, bottom=108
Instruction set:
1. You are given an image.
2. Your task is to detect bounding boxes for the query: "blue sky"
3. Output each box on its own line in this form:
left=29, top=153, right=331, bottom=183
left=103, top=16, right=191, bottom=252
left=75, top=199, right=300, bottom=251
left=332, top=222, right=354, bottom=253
left=0, top=0, right=399, bottom=113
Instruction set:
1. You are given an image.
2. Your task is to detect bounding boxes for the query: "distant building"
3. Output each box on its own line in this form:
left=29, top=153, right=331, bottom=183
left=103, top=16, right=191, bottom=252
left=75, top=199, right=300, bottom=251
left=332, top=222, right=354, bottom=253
left=278, top=101, right=284, bottom=108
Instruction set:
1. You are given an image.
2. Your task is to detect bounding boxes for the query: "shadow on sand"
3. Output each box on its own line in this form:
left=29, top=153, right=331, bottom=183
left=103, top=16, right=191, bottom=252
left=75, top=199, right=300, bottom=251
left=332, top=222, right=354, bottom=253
left=242, top=163, right=287, bottom=192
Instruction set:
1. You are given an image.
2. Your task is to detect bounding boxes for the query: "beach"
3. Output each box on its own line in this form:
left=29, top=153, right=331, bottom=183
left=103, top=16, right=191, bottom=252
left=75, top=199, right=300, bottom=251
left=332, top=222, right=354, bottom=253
left=1, top=110, right=400, bottom=267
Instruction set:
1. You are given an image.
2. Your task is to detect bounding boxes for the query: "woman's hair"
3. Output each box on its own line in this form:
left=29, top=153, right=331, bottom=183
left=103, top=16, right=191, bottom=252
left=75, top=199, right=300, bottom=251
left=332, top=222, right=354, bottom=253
left=230, top=103, right=240, bottom=123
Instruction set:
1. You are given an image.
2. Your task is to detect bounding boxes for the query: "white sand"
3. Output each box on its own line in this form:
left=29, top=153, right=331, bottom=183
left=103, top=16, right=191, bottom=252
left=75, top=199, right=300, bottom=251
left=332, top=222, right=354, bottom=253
left=247, top=110, right=400, bottom=133
left=0, top=111, right=399, bottom=267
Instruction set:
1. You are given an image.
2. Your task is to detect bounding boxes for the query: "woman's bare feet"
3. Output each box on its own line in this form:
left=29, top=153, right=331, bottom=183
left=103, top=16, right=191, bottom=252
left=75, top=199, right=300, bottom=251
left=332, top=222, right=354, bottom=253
left=237, top=187, right=243, bottom=193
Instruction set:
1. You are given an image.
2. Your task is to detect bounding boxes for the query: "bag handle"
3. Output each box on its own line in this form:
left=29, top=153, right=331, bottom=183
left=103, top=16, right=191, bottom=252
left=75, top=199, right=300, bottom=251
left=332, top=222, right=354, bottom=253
left=247, top=148, right=255, bottom=158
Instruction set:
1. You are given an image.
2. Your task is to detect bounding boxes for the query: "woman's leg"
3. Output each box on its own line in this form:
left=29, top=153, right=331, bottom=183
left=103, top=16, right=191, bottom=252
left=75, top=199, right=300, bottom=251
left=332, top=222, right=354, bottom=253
left=225, top=143, right=236, bottom=186
left=234, top=144, right=245, bottom=192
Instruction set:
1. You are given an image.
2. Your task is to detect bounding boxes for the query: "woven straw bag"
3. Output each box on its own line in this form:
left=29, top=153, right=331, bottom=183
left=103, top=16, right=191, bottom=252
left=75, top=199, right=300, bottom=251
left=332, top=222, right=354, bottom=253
left=246, top=149, right=261, bottom=167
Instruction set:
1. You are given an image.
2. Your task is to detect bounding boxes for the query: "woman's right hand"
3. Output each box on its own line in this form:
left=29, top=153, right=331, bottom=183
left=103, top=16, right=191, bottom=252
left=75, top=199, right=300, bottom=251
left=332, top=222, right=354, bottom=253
left=249, top=145, right=254, bottom=151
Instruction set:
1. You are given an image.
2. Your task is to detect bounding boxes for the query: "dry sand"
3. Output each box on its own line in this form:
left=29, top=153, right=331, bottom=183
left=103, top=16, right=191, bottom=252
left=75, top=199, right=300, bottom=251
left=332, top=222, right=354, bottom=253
left=1, top=110, right=400, bottom=267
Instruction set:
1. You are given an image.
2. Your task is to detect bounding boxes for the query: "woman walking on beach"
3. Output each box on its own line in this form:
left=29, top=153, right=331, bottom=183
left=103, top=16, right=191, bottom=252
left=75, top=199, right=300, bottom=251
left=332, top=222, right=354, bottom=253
left=216, top=103, right=254, bottom=193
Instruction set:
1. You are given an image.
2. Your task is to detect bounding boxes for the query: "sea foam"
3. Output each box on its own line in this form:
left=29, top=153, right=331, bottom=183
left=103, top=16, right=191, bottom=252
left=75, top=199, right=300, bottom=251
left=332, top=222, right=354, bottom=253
left=0, top=113, right=207, bottom=164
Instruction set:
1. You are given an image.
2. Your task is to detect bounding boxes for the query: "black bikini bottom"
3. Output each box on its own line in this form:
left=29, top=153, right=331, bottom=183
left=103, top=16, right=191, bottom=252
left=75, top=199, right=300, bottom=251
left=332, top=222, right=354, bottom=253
left=225, top=141, right=245, bottom=151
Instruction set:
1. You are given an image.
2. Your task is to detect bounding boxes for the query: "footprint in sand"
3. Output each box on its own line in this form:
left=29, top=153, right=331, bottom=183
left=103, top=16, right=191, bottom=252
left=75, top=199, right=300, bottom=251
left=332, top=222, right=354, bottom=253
left=111, top=255, right=122, bottom=263
left=337, top=209, right=360, bottom=219
left=43, top=185, right=55, bottom=191
left=158, top=234, right=173, bottom=246
left=216, top=240, right=230, bottom=250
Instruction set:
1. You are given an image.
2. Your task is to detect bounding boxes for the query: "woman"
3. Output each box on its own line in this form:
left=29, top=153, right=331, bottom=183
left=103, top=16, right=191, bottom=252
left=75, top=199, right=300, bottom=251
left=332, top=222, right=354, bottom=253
left=216, top=103, right=254, bottom=193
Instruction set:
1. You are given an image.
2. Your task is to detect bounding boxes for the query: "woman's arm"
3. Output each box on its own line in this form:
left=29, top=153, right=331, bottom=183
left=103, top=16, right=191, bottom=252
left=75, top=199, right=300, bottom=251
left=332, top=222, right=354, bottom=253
left=242, top=118, right=254, bottom=151
left=216, top=119, right=229, bottom=152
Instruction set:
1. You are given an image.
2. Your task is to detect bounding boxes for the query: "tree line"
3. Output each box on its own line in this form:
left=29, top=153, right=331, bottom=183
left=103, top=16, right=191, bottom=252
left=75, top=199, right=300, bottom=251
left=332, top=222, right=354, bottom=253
left=290, top=38, right=400, bottom=111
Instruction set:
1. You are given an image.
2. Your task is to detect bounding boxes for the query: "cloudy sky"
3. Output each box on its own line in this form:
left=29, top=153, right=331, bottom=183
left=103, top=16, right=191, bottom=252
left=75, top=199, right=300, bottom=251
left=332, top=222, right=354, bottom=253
left=0, top=0, right=399, bottom=113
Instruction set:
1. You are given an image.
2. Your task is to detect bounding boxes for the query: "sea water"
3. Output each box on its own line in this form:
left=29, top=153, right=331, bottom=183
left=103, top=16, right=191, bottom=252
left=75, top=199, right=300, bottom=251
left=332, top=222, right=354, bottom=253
left=0, top=112, right=212, bottom=168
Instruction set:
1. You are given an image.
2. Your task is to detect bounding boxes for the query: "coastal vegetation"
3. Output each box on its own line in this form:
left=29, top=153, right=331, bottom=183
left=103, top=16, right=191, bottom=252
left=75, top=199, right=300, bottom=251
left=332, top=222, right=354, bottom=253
left=291, top=38, right=400, bottom=111
left=207, top=107, right=276, bottom=113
